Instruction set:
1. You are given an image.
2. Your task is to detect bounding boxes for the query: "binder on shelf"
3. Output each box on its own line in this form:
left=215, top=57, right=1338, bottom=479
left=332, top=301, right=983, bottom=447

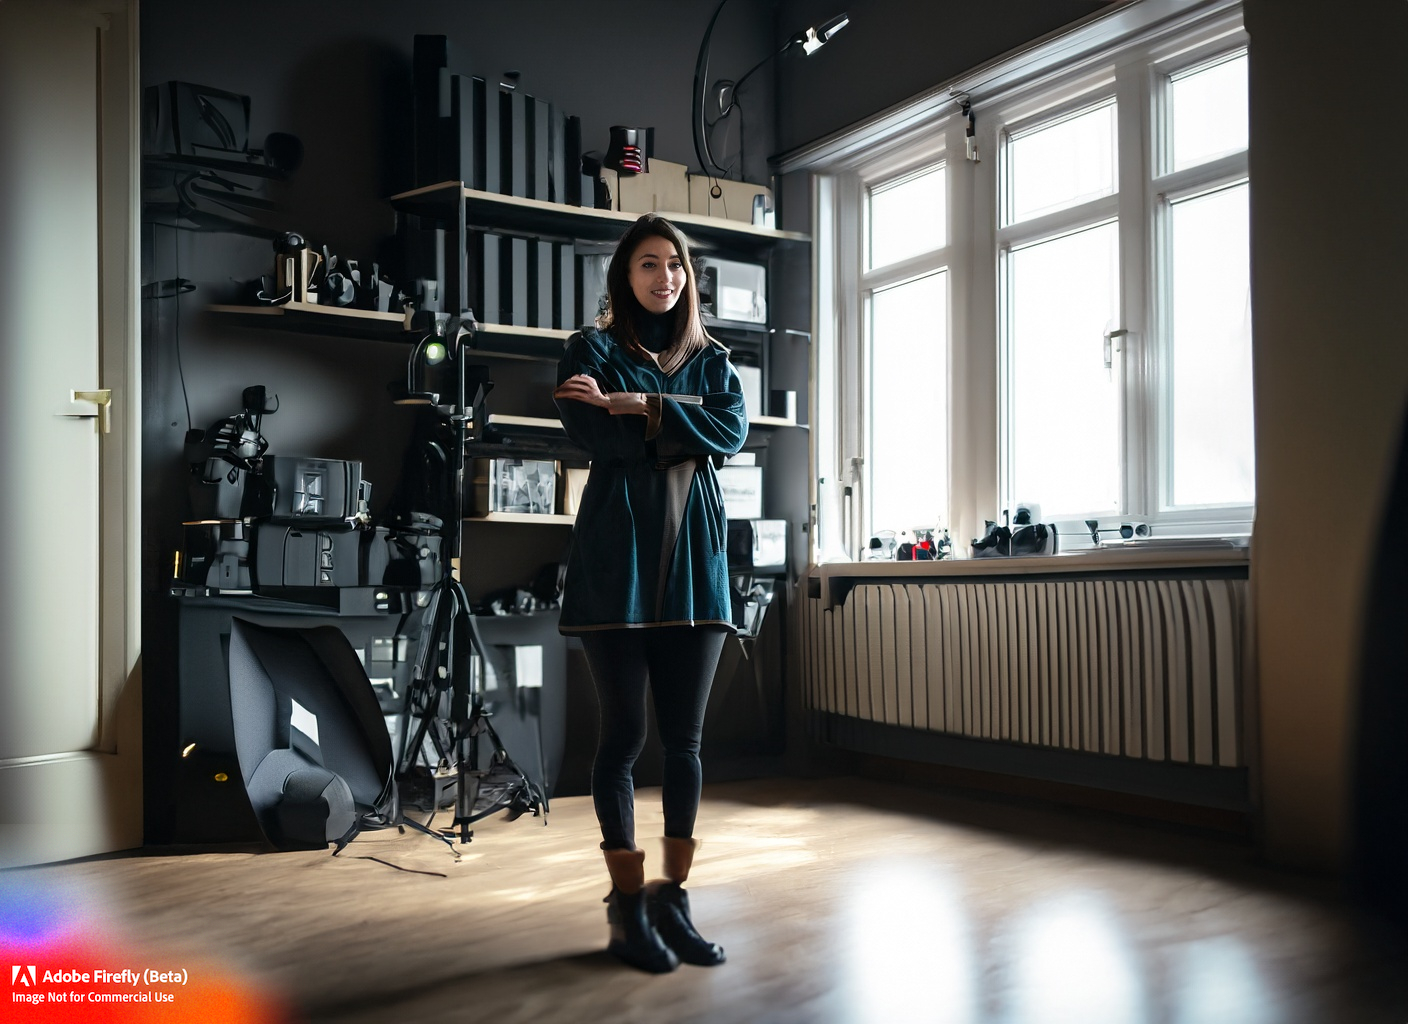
left=445, top=73, right=499, bottom=192
left=548, top=103, right=565, bottom=204
left=531, top=240, right=553, bottom=329
left=468, top=231, right=502, bottom=324
left=564, top=115, right=588, bottom=207
left=501, top=236, right=529, bottom=326
left=500, top=89, right=527, bottom=198
left=554, top=241, right=576, bottom=330
left=479, top=76, right=501, bottom=194
left=528, top=96, right=550, bottom=201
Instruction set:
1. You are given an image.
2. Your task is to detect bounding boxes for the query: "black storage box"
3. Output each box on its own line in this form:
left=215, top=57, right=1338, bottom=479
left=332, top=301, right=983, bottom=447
left=254, top=524, right=363, bottom=589
left=259, top=456, right=370, bottom=525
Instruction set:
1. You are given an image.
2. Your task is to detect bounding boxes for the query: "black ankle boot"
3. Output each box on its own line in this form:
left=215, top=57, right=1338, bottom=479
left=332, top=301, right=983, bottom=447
left=648, top=882, right=725, bottom=966
left=605, top=887, right=679, bottom=974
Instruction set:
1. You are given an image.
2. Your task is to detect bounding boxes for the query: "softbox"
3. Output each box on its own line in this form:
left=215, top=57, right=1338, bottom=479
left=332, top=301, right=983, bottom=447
left=228, top=617, right=400, bottom=851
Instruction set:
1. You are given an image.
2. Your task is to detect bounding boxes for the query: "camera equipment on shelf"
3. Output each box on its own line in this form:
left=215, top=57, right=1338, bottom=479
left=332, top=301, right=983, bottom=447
left=175, top=386, right=440, bottom=595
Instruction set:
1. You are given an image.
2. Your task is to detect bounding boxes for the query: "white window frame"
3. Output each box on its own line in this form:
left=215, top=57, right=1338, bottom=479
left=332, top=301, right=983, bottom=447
left=804, top=0, right=1250, bottom=562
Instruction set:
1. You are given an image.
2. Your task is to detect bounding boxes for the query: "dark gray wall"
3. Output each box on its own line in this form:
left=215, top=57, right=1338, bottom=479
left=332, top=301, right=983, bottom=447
left=770, top=0, right=1104, bottom=157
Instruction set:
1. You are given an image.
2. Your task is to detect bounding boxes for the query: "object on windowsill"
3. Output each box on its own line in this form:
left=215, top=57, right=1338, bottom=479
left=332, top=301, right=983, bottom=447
left=972, top=509, right=1057, bottom=557
left=865, top=530, right=898, bottom=560
left=1085, top=518, right=1151, bottom=546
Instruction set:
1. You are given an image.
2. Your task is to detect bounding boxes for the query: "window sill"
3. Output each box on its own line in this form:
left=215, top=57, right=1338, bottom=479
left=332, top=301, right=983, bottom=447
left=808, top=540, right=1249, bottom=608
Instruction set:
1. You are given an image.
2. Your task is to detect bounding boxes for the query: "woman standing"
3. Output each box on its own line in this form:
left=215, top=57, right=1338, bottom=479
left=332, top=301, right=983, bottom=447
left=553, top=213, right=747, bottom=973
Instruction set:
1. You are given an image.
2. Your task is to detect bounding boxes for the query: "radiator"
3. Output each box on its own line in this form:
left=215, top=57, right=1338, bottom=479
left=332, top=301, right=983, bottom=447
left=803, top=575, right=1248, bottom=767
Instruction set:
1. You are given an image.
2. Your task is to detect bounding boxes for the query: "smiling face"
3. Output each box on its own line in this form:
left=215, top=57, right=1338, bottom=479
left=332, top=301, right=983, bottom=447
left=627, top=236, right=686, bottom=314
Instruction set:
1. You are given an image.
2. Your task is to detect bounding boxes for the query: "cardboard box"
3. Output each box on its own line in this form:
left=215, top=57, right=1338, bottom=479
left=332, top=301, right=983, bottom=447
left=612, top=159, right=690, bottom=215
left=688, top=174, right=771, bottom=224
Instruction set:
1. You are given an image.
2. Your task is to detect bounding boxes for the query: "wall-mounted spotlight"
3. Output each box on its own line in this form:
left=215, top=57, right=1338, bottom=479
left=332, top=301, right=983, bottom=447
left=800, top=13, right=850, bottom=55
left=693, top=4, right=851, bottom=179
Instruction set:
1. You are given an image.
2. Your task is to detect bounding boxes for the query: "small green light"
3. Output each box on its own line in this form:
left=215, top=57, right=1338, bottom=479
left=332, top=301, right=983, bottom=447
left=424, top=341, right=448, bottom=365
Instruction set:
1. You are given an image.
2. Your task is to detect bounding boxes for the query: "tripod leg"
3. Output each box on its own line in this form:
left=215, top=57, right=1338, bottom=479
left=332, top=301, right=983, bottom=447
left=479, top=714, right=548, bottom=818
left=399, top=814, right=461, bottom=858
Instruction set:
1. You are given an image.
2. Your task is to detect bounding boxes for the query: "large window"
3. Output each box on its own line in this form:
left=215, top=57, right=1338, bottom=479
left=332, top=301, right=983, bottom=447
left=810, top=5, right=1251, bottom=558
left=864, top=165, right=948, bottom=537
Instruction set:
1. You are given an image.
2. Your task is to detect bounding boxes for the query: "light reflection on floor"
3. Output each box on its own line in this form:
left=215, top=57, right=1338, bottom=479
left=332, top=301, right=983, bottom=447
left=815, top=855, right=1288, bottom=1024
left=1003, top=891, right=1148, bottom=1024
left=841, top=859, right=977, bottom=1024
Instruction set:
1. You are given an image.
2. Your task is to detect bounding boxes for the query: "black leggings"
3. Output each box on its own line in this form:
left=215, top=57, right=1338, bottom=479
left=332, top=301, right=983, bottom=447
left=580, top=626, right=728, bottom=851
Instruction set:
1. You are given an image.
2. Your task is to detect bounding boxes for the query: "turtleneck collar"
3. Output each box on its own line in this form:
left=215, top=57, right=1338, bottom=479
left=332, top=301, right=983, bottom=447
left=638, top=310, right=674, bottom=353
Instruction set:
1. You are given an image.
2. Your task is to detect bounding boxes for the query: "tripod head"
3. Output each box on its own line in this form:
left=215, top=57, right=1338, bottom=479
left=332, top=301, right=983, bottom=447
left=391, top=311, right=494, bottom=431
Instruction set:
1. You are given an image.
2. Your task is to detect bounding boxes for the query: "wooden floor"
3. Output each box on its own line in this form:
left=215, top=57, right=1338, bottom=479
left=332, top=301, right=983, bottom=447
left=4, top=776, right=1407, bottom=1024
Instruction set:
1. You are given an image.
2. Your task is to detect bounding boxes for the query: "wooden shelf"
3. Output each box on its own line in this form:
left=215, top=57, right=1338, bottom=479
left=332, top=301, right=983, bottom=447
left=471, top=323, right=572, bottom=361
left=749, top=415, right=806, bottom=429
left=209, top=303, right=577, bottom=359
left=465, top=511, right=575, bottom=525
left=388, top=181, right=810, bottom=252
left=486, top=413, right=562, bottom=431
left=208, top=301, right=410, bottom=341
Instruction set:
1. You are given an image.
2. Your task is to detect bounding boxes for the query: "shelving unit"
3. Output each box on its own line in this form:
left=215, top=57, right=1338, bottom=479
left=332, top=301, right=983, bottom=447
left=207, top=301, right=410, bottom=341
left=466, top=511, right=575, bottom=526
left=203, top=182, right=812, bottom=583
left=389, top=181, right=810, bottom=253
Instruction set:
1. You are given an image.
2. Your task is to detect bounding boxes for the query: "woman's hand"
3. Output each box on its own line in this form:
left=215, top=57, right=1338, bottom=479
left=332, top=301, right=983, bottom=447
left=554, top=374, right=649, bottom=416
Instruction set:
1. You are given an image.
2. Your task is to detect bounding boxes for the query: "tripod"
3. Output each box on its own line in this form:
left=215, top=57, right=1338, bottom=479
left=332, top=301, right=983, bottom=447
left=393, top=314, right=549, bottom=844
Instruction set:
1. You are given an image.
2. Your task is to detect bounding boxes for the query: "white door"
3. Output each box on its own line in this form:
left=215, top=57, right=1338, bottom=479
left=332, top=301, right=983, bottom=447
left=0, top=0, right=141, bottom=867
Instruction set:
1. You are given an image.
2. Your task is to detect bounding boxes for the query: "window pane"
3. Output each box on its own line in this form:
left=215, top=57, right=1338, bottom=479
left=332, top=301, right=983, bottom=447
left=868, top=165, right=946, bottom=270
left=868, top=271, right=947, bottom=534
left=1008, top=222, right=1121, bottom=515
left=1007, top=102, right=1116, bottom=224
left=1169, top=183, right=1254, bottom=506
left=1170, top=53, right=1247, bottom=171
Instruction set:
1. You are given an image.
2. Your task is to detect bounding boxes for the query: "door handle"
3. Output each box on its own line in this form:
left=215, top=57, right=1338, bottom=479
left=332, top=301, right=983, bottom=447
left=69, top=389, right=113, bottom=433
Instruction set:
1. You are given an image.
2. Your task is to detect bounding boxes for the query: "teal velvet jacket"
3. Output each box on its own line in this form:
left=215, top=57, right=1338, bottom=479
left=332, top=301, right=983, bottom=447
left=554, top=324, right=748, bottom=633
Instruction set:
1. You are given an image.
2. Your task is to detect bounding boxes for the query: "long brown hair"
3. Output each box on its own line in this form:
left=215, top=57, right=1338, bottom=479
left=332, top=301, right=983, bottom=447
left=598, top=213, right=714, bottom=363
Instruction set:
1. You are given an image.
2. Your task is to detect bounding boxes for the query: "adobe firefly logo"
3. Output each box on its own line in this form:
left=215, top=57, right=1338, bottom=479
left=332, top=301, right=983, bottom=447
left=12, top=965, right=37, bottom=987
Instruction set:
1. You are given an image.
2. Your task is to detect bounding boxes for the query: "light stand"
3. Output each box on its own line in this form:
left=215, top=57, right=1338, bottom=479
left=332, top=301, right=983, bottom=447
left=393, top=313, right=549, bottom=844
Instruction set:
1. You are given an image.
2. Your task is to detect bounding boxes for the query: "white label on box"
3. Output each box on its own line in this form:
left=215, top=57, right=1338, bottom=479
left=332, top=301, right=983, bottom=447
left=718, top=465, right=763, bottom=520
left=290, top=698, right=319, bottom=748
left=515, top=646, right=543, bottom=688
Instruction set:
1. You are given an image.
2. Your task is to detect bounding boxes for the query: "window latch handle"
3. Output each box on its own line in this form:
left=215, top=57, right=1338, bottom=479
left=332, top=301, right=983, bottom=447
left=1103, top=329, right=1129, bottom=376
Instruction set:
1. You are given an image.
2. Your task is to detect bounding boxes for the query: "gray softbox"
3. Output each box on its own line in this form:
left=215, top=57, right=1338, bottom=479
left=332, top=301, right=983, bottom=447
left=228, top=617, right=398, bottom=850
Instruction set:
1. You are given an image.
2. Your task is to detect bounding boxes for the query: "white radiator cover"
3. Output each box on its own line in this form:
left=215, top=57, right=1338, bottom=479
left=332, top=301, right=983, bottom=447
left=803, top=577, right=1248, bottom=767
